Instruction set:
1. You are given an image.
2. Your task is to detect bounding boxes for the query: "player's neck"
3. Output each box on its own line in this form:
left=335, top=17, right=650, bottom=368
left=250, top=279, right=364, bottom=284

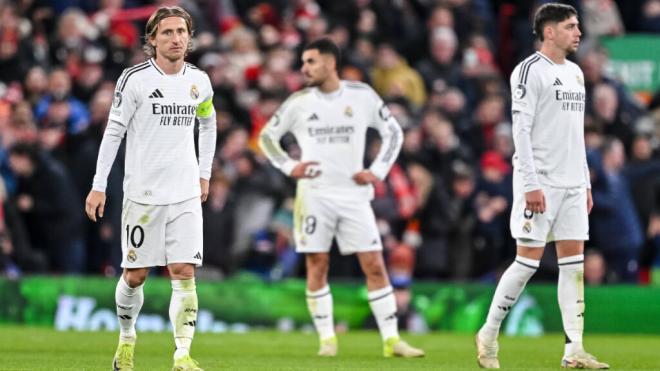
left=318, top=75, right=341, bottom=93
left=154, top=56, right=185, bottom=75
left=539, top=45, right=567, bottom=64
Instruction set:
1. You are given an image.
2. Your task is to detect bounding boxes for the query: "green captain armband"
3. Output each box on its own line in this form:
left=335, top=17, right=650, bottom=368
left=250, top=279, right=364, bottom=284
left=196, top=98, right=214, bottom=118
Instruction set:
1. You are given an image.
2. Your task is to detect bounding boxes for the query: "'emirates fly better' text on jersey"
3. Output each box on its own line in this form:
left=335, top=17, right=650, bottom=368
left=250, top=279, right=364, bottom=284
left=97, top=59, right=214, bottom=204
left=259, top=81, right=403, bottom=200
left=511, top=51, right=589, bottom=190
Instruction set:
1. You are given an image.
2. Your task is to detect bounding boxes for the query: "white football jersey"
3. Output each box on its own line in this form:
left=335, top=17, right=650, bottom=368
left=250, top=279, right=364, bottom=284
left=259, top=81, right=403, bottom=200
left=511, top=51, right=588, bottom=189
left=106, top=59, right=214, bottom=204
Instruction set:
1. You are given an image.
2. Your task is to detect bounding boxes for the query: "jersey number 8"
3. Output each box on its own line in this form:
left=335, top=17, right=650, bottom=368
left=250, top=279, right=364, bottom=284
left=302, top=215, right=317, bottom=235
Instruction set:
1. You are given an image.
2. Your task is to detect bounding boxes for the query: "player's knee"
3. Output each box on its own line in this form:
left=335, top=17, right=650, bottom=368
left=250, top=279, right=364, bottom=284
left=306, top=254, right=329, bottom=272
left=362, top=259, right=386, bottom=279
left=124, top=269, right=148, bottom=287
left=308, top=262, right=329, bottom=280
left=168, top=263, right=195, bottom=279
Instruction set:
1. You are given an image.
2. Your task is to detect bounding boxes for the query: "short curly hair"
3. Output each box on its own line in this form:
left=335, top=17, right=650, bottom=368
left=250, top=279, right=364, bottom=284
left=143, top=6, right=194, bottom=58
left=533, top=3, right=578, bottom=41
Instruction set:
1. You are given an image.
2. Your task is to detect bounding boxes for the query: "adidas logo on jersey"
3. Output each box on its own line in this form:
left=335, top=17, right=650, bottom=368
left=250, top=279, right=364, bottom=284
left=307, top=113, right=319, bottom=121
left=148, top=89, right=164, bottom=98
left=553, top=78, right=563, bottom=86
left=193, top=252, right=202, bottom=260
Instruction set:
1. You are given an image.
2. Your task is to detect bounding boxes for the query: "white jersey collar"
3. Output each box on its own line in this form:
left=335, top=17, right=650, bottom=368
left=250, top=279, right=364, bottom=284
left=536, top=51, right=556, bottom=65
left=314, top=81, right=344, bottom=100
left=149, top=58, right=187, bottom=76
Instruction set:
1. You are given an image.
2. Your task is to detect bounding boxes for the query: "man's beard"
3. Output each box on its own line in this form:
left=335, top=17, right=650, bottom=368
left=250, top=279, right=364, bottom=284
left=305, top=78, right=321, bottom=87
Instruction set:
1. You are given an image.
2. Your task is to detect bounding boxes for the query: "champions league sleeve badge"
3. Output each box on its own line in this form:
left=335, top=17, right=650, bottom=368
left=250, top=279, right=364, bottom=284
left=190, top=84, right=199, bottom=99
left=514, top=84, right=526, bottom=99
left=378, top=104, right=392, bottom=120
left=113, top=91, right=122, bottom=108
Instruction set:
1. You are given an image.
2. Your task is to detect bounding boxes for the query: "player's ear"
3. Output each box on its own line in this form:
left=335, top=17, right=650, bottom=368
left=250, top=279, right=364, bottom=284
left=545, top=23, right=555, bottom=40
left=324, top=54, right=337, bottom=71
left=149, top=28, right=157, bottom=47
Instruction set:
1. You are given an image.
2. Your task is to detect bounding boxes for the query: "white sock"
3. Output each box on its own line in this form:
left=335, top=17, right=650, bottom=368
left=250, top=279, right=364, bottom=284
left=479, top=256, right=539, bottom=342
left=558, top=254, right=585, bottom=357
left=170, top=278, right=198, bottom=360
left=115, top=276, right=143, bottom=343
left=306, top=285, right=335, bottom=341
left=368, top=285, right=399, bottom=342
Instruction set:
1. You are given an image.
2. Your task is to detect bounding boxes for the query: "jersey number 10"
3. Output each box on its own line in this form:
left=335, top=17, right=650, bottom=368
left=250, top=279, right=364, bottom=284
left=126, top=225, right=145, bottom=248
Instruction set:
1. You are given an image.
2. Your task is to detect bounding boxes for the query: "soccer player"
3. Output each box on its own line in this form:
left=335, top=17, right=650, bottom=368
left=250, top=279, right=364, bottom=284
left=85, top=6, right=216, bottom=371
left=258, top=38, right=424, bottom=358
left=475, top=4, right=608, bottom=369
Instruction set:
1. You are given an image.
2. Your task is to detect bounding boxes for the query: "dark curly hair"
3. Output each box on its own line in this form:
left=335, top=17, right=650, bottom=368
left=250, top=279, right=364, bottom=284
left=533, top=3, right=578, bottom=41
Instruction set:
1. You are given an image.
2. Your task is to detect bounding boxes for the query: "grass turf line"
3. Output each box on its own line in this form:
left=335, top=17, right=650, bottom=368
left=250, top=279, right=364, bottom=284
left=0, top=327, right=659, bottom=370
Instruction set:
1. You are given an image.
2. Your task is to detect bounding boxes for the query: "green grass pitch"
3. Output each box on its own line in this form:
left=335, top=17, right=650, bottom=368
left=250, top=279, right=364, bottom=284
left=1, top=326, right=659, bottom=370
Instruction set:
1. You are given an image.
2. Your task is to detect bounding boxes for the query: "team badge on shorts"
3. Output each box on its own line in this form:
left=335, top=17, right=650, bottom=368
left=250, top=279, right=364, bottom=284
left=127, top=249, right=137, bottom=263
left=190, top=84, right=199, bottom=99
left=522, top=209, right=533, bottom=233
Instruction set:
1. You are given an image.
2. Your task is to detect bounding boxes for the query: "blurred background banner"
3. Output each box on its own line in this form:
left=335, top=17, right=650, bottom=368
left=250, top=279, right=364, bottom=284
left=602, top=34, right=660, bottom=100
left=2, top=276, right=659, bottom=335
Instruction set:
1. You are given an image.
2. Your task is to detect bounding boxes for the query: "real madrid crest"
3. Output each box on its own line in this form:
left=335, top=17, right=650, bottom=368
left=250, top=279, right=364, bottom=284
left=344, top=106, right=353, bottom=117
left=576, top=75, right=584, bottom=86
left=190, top=84, right=199, bottom=99
left=522, top=208, right=533, bottom=233
left=127, top=249, right=137, bottom=263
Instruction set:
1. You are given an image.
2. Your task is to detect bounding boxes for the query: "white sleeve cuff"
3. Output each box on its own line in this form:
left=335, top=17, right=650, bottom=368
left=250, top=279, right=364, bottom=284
left=91, top=181, right=107, bottom=193
left=281, top=160, right=300, bottom=176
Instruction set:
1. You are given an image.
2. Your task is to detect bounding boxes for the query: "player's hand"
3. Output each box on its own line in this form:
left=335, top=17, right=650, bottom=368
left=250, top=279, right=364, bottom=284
left=352, top=170, right=379, bottom=185
left=85, top=190, right=106, bottom=222
left=524, top=189, right=546, bottom=214
left=586, top=188, right=593, bottom=214
left=200, top=178, right=209, bottom=202
left=291, top=161, right=321, bottom=179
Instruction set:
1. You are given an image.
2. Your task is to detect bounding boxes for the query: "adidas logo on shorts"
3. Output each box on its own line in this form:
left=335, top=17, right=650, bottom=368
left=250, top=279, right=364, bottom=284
left=193, top=252, right=202, bottom=260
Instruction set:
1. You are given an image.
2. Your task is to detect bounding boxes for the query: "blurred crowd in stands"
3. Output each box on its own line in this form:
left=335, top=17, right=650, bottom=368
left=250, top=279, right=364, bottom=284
left=0, top=0, right=659, bottom=286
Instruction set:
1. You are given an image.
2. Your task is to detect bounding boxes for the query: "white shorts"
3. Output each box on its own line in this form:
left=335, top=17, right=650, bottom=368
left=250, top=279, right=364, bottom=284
left=121, top=197, right=203, bottom=268
left=293, top=191, right=382, bottom=255
left=510, top=182, right=589, bottom=247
